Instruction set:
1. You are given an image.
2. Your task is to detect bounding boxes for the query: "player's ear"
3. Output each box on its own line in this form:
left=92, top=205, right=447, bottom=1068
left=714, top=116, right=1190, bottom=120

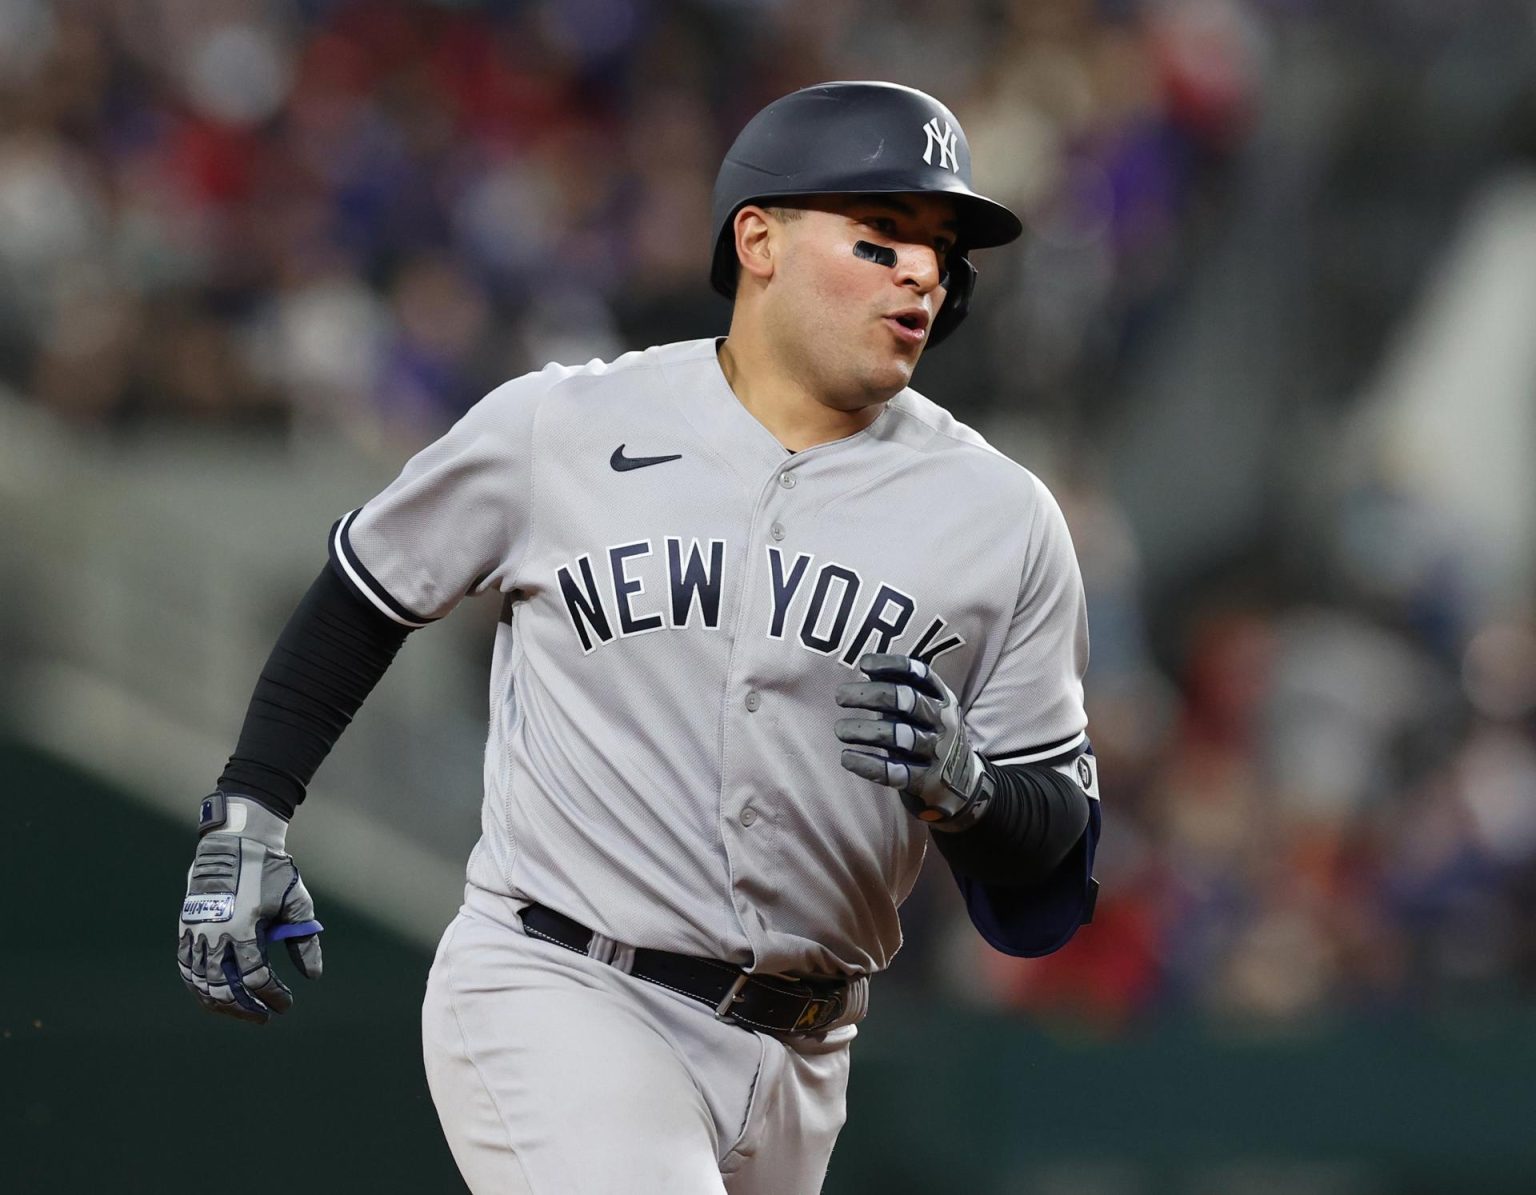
left=733, top=205, right=777, bottom=286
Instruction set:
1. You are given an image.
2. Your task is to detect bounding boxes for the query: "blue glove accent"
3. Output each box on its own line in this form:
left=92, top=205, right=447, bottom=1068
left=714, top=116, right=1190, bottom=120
left=264, top=920, right=324, bottom=944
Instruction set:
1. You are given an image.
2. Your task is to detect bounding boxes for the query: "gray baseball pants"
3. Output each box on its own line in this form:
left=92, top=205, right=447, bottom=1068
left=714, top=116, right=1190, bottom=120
left=422, top=890, right=854, bottom=1194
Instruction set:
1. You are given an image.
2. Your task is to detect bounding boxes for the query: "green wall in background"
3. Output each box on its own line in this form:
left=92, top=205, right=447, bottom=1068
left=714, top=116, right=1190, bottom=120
left=1, top=738, right=464, bottom=1194
left=4, top=738, right=1534, bottom=1195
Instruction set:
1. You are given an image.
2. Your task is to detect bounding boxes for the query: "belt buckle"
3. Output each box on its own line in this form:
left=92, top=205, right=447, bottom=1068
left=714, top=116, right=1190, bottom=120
left=713, top=972, right=750, bottom=1019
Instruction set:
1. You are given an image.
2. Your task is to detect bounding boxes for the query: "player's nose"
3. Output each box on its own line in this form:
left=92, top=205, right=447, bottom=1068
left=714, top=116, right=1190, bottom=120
left=894, top=244, right=946, bottom=296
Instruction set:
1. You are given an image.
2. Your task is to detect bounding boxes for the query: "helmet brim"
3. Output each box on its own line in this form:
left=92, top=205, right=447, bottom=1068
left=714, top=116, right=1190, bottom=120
left=709, top=184, right=1022, bottom=299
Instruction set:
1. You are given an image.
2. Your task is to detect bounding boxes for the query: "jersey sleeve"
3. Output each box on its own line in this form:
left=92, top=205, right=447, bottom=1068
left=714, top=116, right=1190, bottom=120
left=964, top=474, right=1089, bottom=763
left=328, top=371, right=549, bottom=626
left=954, top=475, right=1098, bottom=956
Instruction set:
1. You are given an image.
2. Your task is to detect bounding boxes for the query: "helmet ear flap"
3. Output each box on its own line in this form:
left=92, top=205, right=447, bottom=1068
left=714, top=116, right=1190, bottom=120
left=928, top=253, right=975, bottom=347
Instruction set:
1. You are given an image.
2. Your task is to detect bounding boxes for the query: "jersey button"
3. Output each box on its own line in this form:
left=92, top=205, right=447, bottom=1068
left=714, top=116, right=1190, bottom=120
left=740, top=806, right=758, bottom=827
left=769, top=522, right=785, bottom=542
left=778, top=471, right=796, bottom=489
left=745, top=691, right=762, bottom=712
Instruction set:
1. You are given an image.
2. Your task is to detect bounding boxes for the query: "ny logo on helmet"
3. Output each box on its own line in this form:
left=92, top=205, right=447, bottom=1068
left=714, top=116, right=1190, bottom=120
left=921, top=118, right=959, bottom=172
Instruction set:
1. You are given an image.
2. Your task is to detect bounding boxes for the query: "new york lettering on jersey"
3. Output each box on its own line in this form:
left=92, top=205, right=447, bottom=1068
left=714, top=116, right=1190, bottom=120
left=554, top=539, right=964, bottom=668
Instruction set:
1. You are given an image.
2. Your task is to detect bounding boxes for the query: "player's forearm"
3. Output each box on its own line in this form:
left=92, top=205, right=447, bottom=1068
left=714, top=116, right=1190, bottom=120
left=928, top=760, right=1090, bottom=886
left=217, top=564, right=414, bottom=817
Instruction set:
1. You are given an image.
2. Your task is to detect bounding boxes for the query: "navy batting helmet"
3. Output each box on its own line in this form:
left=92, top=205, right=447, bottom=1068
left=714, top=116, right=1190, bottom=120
left=710, top=81, right=1023, bottom=347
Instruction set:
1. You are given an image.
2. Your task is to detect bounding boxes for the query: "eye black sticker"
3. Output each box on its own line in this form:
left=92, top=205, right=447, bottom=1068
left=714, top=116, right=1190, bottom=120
left=853, top=240, right=898, bottom=268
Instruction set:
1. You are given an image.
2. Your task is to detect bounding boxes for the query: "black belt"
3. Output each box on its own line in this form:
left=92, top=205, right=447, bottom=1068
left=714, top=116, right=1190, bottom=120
left=519, top=903, right=851, bottom=1035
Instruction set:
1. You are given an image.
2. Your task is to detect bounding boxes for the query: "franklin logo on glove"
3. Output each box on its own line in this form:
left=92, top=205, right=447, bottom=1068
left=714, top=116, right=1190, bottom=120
left=180, top=894, right=234, bottom=923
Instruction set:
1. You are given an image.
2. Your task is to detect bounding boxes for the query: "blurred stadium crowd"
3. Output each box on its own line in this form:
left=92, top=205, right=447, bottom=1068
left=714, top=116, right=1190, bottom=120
left=4, top=0, right=1536, bottom=1029
left=0, top=0, right=1261, bottom=434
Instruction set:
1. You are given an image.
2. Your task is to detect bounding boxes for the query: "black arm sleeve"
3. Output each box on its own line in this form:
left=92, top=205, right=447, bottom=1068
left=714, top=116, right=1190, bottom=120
left=929, top=759, right=1091, bottom=887
left=217, top=564, right=414, bottom=818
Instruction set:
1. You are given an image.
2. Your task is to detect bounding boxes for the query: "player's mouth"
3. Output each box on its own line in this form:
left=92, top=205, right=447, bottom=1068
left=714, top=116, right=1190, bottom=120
left=883, top=307, right=930, bottom=347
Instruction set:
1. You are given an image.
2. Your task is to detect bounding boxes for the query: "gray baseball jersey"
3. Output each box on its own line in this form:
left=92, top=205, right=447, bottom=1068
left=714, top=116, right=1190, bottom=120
left=329, top=337, right=1089, bottom=978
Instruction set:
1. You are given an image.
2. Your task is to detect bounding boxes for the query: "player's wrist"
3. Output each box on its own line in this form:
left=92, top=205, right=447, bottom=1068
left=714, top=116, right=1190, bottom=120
left=903, top=749, right=994, bottom=832
left=196, top=791, right=290, bottom=850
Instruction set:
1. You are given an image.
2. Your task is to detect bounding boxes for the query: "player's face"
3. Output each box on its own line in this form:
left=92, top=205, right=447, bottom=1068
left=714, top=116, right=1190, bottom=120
left=769, top=193, right=957, bottom=408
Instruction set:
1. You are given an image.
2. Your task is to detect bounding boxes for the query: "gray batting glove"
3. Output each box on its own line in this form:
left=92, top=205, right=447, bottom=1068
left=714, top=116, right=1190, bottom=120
left=835, top=653, right=995, bottom=832
left=177, top=792, right=324, bottom=1024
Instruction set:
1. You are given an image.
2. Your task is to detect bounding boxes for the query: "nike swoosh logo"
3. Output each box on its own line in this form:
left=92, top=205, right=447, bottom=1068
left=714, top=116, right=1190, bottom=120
left=611, top=445, right=683, bottom=472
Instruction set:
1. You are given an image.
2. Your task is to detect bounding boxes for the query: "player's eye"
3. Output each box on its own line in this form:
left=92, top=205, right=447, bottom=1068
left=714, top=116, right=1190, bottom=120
left=864, top=217, right=898, bottom=236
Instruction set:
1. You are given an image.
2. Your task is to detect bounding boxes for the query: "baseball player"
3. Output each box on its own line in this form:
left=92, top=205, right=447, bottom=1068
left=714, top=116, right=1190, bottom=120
left=177, top=81, right=1100, bottom=1194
